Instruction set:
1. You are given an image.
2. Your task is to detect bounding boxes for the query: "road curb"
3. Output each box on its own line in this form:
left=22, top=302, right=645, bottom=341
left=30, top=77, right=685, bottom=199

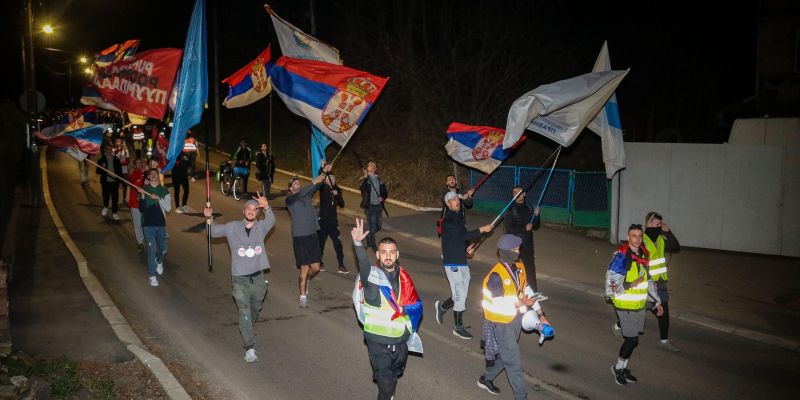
left=39, top=149, right=193, bottom=400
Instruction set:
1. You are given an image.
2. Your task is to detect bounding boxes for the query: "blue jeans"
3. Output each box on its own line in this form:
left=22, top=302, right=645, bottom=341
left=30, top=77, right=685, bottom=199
left=366, top=204, right=383, bottom=248
left=143, top=226, right=168, bottom=277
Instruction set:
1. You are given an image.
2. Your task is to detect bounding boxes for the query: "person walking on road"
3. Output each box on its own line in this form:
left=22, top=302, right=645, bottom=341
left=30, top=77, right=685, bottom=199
left=231, top=139, right=253, bottom=194
left=642, top=211, right=681, bottom=352
left=605, top=224, right=663, bottom=386
left=503, top=186, right=542, bottom=296
left=359, top=161, right=388, bottom=251
left=287, top=164, right=332, bottom=308
left=128, top=158, right=146, bottom=252
left=434, top=191, right=492, bottom=339
left=183, top=130, right=198, bottom=181
left=171, top=152, right=191, bottom=214
left=255, top=143, right=275, bottom=199
left=351, top=218, right=423, bottom=400
left=138, top=168, right=172, bottom=287
left=477, top=234, right=547, bottom=398
left=318, top=168, right=349, bottom=274
left=437, top=174, right=474, bottom=236
left=203, top=193, right=275, bottom=363
left=97, top=145, right=123, bottom=221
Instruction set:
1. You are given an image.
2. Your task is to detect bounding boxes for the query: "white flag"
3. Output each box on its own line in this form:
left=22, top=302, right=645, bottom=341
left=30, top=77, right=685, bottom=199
left=503, top=70, right=629, bottom=152
left=587, top=41, right=626, bottom=178
left=264, top=4, right=342, bottom=65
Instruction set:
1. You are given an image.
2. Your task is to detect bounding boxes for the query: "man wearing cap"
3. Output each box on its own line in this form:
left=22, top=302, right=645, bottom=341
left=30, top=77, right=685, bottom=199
left=437, top=174, right=474, bottom=236
left=203, top=193, right=275, bottom=363
left=434, top=190, right=492, bottom=339
left=477, top=234, right=545, bottom=398
left=287, top=164, right=333, bottom=308
left=606, top=224, right=663, bottom=386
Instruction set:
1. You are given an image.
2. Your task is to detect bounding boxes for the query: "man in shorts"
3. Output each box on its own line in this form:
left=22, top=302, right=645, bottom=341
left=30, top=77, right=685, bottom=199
left=287, top=163, right=333, bottom=308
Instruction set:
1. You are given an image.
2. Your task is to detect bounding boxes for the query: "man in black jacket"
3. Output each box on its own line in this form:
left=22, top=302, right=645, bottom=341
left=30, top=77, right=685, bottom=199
left=435, top=191, right=493, bottom=339
left=97, top=145, right=123, bottom=221
left=438, top=174, right=474, bottom=236
left=359, top=161, right=388, bottom=250
left=503, top=186, right=541, bottom=294
left=318, top=169, right=348, bottom=274
left=255, top=144, right=275, bottom=199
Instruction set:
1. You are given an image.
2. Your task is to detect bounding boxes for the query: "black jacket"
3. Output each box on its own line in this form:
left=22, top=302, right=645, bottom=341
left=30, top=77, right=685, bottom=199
left=255, top=152, right=275, bottom=181
left=504, top=202, right=540, bottom=235
left=359, top=175, right=388, bottom=209
left=318, top=181, right=345, bottom=223
left=96, top=154, right=122, bottom=183
left=441, top=208, right=483, bottom=265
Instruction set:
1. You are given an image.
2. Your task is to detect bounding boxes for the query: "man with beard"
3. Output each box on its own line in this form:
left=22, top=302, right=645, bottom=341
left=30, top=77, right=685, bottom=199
left=204, top=193, right=275, bottom=363
left=351, top=218, right=423, bottom=400
left=503, top=186, right=542, bottom=296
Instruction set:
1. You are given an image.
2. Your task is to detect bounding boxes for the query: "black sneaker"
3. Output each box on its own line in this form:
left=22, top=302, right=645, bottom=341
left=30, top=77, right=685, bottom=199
left=453, top=325, right=473, bottom=339
left=477, top=376, right=500, bottom=395
left=611, top=365, right=627, bottom=386
left=623, top=368, right=637, bottom=383
left=434, top=300, right=445, bottom=325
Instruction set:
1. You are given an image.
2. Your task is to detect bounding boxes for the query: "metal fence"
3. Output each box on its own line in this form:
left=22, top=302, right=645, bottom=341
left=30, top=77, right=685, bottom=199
left=470, top=166, right=610, bottom=229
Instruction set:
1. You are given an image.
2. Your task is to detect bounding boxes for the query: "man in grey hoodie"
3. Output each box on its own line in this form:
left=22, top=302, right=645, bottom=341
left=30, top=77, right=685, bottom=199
left=204, top=192, right=275, bottom=363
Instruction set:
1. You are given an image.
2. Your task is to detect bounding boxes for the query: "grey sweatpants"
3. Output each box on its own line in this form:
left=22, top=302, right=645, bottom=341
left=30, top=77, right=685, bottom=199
left=232, top=272, right=268, bottom=349
left=444, top=266, right=470, bottom=312
left=130, top=208, right=144, bottom=244
left=481, top=316, right=527, bottom=400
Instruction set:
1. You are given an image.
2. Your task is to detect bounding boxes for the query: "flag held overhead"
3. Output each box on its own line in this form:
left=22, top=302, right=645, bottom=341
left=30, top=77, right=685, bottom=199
left=264, top=4, right=342, bottom=65
left=503, top=70, right=629, bottom=150
left=222, top=46, right=272, bottom=108
left=445, top=122, right=524, bottom=174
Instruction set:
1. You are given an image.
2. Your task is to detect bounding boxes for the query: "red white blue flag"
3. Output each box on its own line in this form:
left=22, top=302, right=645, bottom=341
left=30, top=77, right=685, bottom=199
left=269, top=56, right=388, bottom=146
left=445, top=122, right=524, bottom=174
left=221, top=46, right=272, bottom=108
left=35, top=124, right=109, bottom=160
left=94, top=39, right=140, bottom=67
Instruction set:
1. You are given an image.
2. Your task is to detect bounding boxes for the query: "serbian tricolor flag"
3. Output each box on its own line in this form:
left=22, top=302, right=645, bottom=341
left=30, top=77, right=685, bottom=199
left=221, top=46, right=272, bottom=108
left=378, top=268, right=423, bottom=333
left=35, top=124, right=108, bottom=161
left=444, top=122, right=525, bottom=174
left=94, top=39, right=140, bottom=67
left=269, top=56, right=388, bottom=146
left=59, top=106, right=98, bottom=132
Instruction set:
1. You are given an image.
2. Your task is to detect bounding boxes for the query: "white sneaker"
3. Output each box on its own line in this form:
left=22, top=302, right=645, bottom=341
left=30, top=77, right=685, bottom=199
left=149, top=276, right=158, bottom=287
left=182, top=205, right=190, bottom=213
left=156, top=260, right=164, bottom=275
left=244, top=348, right=258, bottom=363
left=175, top=206, right=184, bottom=214
left=101, top=207, right=108, bottom=217
left=111, top=213, right=120, bottom=221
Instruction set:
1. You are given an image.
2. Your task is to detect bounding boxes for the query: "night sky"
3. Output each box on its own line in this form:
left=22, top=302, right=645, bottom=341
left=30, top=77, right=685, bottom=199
left=3, top=0, right=757, bottom=145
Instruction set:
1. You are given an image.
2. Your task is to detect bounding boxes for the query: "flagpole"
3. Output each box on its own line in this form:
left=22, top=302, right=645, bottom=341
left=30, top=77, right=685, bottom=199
left=529, top=147, right=562, bottom=224
left=205, top=105, right=213, bottom=273
left=85, top=157, right=138, bottom=189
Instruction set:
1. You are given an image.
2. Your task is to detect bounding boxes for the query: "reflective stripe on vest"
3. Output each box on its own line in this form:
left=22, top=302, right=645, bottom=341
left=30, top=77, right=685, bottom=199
left=612, top=261, right=648, bottom=310
left=132, top=132, right=145, bottom=140
left=183, top=139, right=197, bottom=152
left=643, top=235, right=668, bottom=281
left=361, top=268, right=411, bottom=338
left=482, top=261, right=527, bottom=323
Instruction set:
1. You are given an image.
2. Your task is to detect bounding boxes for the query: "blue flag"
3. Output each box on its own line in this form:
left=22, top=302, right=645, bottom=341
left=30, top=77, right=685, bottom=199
left=311, top=124, right=332, bottom=178
left=164, top=0, right=208, bottom=172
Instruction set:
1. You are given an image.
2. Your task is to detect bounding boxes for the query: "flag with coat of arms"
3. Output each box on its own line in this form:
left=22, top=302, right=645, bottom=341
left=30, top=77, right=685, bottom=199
left=221, top=46, right=272, bottom=108
left=445, top=122, right=525, bottom=174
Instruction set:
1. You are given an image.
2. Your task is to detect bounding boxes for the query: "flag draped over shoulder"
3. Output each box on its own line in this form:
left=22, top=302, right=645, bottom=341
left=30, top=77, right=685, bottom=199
left=221, top=46, right=272, bottom=108
left=503, top=70, right=629, bottom=150
left=269, top=56, right=388, bottom=146
left=35, top=124, right=109, bottom=160
left=165, top=0, right=208, bottom=172
left=264, top=4, right=342, bottom=65
left=445, top=122, right=524, bottom=174
left=587, top=41, right=626, bottom=178
left=83, top=48, right=183, bottom=120
left=94, top=39, right=140, bottom=67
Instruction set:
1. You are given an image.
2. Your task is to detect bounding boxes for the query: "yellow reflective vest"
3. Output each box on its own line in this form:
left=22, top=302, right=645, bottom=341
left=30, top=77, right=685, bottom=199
left=482, top=261, right=528, bottom=324
left=361, top=268, right=412, bottom=339
left=612, top=255, right=649, bottom=311
left=643, top=235, right=668, bottom=282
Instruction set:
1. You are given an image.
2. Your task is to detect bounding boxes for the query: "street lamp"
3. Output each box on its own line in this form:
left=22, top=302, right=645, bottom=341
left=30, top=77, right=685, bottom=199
left=42, top=24, right=53, bottom=34
left=79, top=56, right=88, bottom=64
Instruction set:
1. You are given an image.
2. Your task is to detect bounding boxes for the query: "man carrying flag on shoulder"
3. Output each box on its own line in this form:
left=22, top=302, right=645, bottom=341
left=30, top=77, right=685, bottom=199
left=351, top=218, right=423, bottom=400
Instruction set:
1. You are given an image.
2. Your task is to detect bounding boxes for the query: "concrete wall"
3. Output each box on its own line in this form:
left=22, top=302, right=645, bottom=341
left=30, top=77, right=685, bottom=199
left=610, top=143, right=799, bottom=257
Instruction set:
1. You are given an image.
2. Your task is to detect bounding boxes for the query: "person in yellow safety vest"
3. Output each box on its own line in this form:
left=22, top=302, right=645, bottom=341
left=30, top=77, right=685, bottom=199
left=131, top=125, right=146, bottom=158
left=477, top=234, right=549, bottom=399
left=350, top=218, right=423, bottom=400
left=607, top=224, right=663, bottom=386
left=182, top=130, right=198, bottom=181
left=643, top=211, right=681, bottom=352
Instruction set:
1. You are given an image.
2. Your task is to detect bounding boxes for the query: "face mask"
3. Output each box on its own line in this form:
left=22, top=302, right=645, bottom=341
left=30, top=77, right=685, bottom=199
left=645, top=227, right=662, bottom=240
left=499, top=249, right=520, bottom=263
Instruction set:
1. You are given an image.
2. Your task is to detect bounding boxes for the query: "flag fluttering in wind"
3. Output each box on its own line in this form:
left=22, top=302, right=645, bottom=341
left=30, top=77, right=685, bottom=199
left=264, top=4, right=341, bottom=65
left=503, top=70, right=629, bottom=151
left=35, top=124, right=109, bottom=161
left=311, top=124, right=332, bottom=178
left=445, top=122, right=524, bottom=174
left=269, top=56, right=388, bottom=146
left=586, top=41, right=626, bottom=178
left=221, top=46, right=272, bottom=108
left=93, top=39, right=140, bottom=67
left=164, top=0, right=208, bottom=172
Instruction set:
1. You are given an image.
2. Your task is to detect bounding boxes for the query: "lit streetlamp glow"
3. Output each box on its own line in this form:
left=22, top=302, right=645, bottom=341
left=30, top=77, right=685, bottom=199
left=42, top=24, right=54, bottom=34
left=83, top=67, right=93, bottom=75
left=79, top=56, right=88, bottom=64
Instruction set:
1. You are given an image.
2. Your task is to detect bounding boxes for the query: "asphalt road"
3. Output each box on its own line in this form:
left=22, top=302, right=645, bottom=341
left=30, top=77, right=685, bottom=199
left=47, top=150, right=798, bottom=400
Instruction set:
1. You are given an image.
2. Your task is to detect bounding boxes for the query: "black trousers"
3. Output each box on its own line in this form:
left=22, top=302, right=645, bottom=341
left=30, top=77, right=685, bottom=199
left=366, top=340, right=408, bottom=400
left=172, top=176, right=189, bottom=207
left=101, top=181, right=119, bottom=213
left=515, top=232, right=537, bottom=291
left=318, top=221, right=345, bottom=267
